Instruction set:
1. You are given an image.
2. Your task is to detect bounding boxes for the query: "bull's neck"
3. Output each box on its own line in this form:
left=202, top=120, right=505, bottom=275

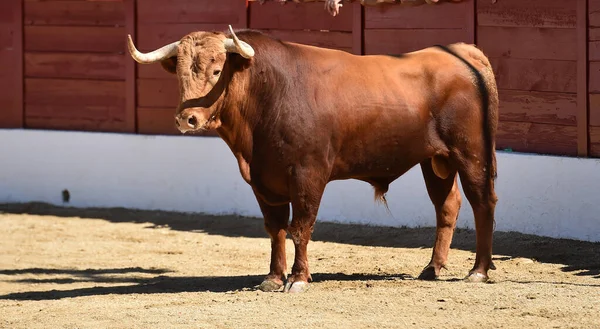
left=215, top=74, right=258, bottom=166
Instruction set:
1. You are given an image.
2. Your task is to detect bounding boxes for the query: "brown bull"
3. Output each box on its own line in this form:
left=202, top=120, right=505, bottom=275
left=127, top=26, right=499, bottom=293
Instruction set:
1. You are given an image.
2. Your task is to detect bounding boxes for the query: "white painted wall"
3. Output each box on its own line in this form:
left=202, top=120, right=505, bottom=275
left=1, top=129, right=599, bottom=242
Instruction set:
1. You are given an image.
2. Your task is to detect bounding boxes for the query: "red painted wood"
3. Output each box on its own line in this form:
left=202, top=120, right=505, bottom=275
left=490, top=58, right=577, bottom=93
left=25, top=78, right=128, bottom=132
left=352, top=1, right=363, bottom=55
left=588, top=94, right=600, bottom=126
left=364, top=28, right=468, bottom=55
left=125, top=0, right=136, bottom=133
left=477, top=0, right=576, bottom=28
left=136, top=23, right=228, bottom=50
left=265, top=30, right=353, bottom=52
left=136, top=79, right=179, bottom=108
left=577, top=0, right=588, bottom=156
left=249, top=1, right=353, bottom=32
left=24, top=52, right=125, bottom=80
left=137, top=0, right=244, bottom=25
left=0, top=0, right=23, bottom=128
left=24, top=0, right=125, bottom=26
left=496, top=121, right=578, bottom=156
left=590, top=126, right=600, bottom=156
left=365, top=1, right=471, bottom=29
left=478, top=26, right=577, bottom=61
left=498, top=90, right=577, bottom=126
left=589, top=0, right=600, bottom=27
left=25, top=26, right=125, bottom=53
left=588, top=61, right=600, bottom=92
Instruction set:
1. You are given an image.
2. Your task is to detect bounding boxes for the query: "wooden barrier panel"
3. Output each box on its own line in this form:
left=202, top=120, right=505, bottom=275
left=248, top=1, right=355, bottom=53
left=477, top=0, right=580, bottom=156
left=0, top=0, right=23, bottom=128
left=364, top=1, right=474, bottom=55
left=23, top=0, right=133, bottom=133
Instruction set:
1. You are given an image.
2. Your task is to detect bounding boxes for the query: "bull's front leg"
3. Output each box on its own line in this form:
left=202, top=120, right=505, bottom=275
left=284, top=171, right=327, bottom=293
left=255, top=194, right=290, bottom=292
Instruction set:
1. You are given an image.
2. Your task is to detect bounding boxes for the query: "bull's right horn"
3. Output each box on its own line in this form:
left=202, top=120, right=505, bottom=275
left=127, top=34, right=180, bottom=64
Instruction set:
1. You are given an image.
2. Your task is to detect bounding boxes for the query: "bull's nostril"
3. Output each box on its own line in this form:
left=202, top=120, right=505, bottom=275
left=187, top=115, right=198, bottom=128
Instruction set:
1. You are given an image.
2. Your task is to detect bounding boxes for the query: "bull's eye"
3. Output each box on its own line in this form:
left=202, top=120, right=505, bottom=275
left=213, top=69, right=221, bottom=76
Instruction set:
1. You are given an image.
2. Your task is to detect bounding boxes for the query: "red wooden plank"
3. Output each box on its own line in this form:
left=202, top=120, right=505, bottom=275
left=591, top=126, right=600, bottom=157
left=589, top=61, right=600, bottom=92
left=266, top=30, right=353, bottom=52
left=24, top=52, right=125, bottom=80
left=24, top=0, right=125, bottom=26
left=577, top=0, right=588, bottom=156
left=136, top=23, right=228, bottom=51
left=138, top=0, right=244, bottom=25
left=138, top=107, right=219, bottom=136
left=490, top=58, right=577, bottom=93
left=0, top=25, right=13, bottom=49
left=137, top=79, right=179, bottom=108
left=498, top=90, right=577, bottom=126
left=352, top=1, right=363, bottom=55
left=137, top=107, right=179, bottom=135
left=478, top=26, right=577, bottom=61
left=25, top=26, right=125, bottom=53
left=588, top=94, right=600, bottom=127
left=25, top=78, right=128, bottom=132
left=589, top=0, right=600, bottom=27
left=249, top=1, right=353, bottom=32
left=365, top=1, right=471, bottom=30
left=496, top=121, right=578, bottom=156
left=364, top=29, right=468, bottom=55
left=0, top=0, right=23, bottom=128
left=125, top=0, right=136, bottom=133
left=477, top=0, right=576, bottom=28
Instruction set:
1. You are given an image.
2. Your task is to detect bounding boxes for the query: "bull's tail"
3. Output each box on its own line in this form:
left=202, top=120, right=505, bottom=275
left=435, top=44, right=499, bottom=195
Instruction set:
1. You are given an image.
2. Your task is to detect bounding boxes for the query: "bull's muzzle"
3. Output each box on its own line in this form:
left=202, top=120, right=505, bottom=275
left=174, top=112, right=200, bottom=133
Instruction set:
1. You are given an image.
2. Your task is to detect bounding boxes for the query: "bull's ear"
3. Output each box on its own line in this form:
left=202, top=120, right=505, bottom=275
left=160, top=56, right=178, bottom=74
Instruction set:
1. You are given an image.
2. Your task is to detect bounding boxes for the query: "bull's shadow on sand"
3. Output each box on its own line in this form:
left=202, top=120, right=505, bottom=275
left=0, top=267, right=412, bottom=301
left=0, top=202, right=598, bottom=299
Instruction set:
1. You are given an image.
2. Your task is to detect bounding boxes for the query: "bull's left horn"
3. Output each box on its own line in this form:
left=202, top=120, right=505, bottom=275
left=224, top=25, right=255, bottom=59
left=127, top=34, right=180, bottom=64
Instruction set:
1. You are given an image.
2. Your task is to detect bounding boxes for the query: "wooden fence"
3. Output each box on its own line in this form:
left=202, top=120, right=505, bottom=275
left=1, top=0, right=599, bottom=157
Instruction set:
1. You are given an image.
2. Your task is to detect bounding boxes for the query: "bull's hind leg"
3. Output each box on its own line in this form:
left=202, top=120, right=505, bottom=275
left=255, top=195, right=290, bottom=292
left=418, top=157, right=461, bottom=280
left=455, top=153, right=498, bottom=282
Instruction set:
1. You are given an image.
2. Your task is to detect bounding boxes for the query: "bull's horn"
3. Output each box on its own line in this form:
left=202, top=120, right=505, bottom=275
left=224, top=25, right=255, bottom=59
left=127, top=34, right=180, bottom=64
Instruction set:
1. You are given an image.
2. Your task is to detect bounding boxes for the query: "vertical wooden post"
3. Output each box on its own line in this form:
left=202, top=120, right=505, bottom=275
left=577, top=0, right=589, bottom=157
left=15, top=0, right=23, bottom=128
left=466, top=0, right=476, bottom=45
left=244, top=0, right=249, bottom=28
left=1, top=0, right=24, bottom=128
left=125, top=0, right=137, bottom=133
left=352, top=1, right=363, bottom=55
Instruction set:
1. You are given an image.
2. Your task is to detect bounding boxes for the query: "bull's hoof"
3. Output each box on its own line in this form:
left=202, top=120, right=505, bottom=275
left=283, top=280, right=309, bottom=293
left=417, top=266, right=439, bottom=281
left=464, top=271, right=489, bottom=283
left=258, top=279, right=283, bottom=292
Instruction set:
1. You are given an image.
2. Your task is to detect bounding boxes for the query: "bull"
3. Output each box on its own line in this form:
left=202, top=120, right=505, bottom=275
left=127, top=25, right=499, bottom=293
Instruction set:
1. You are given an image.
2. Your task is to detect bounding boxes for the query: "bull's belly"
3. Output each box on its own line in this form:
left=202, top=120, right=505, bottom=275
left=330, top=141, right=433, bottom=181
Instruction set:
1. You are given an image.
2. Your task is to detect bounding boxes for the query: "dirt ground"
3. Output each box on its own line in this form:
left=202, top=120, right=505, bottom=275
left=0, top=202, right=599, bottom=329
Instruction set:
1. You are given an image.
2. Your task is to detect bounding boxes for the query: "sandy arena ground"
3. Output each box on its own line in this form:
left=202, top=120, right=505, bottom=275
left=0, top=202, right=599, bottom=328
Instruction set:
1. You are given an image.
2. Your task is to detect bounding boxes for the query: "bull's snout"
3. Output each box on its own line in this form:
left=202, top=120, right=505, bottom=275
left=175, top=113, right=200, bottom=133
